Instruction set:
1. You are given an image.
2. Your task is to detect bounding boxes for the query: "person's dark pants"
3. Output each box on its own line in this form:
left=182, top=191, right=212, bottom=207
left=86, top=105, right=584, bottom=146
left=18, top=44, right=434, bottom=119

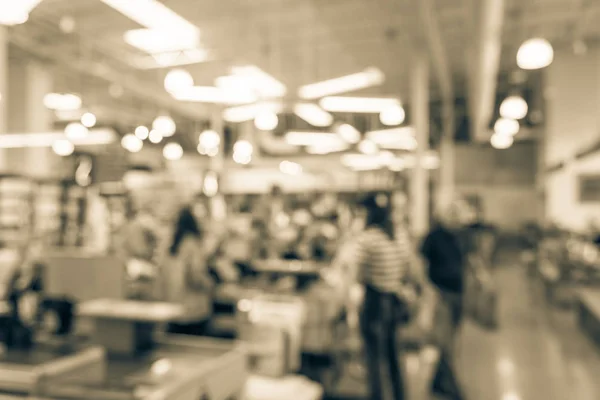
left=360, top=285, right=405, bottom=400
left=432, top=289, right=465, bottom=400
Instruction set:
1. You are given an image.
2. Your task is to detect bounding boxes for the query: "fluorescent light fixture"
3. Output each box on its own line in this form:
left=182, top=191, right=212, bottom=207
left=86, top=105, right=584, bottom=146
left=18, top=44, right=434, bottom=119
left=198, top=130, right=220, bottom=149
left=337, top=123, right=361, bottom=144
left=293, top=103, right=333, bottom=127
left=380, top=105, right=406, bottom=126
left=233, top=140, right=253, bottom=156
left=0, top=129, right=116, bottom=149
left=164, top=69, right=194, bottom=93
left=100, top=0, right=199, bottom=37
left=254, top=111, right=279, bottom=131
left=43, top=93, right=82, bottom=111
left=52, top=140, right=74, bottom=157
left=517, top=38, right=554, bottom=70
left=494, top=118, right=519, bottom=137
left=81, top=112, right=97, bottom=128
left=298, top=67, right=385, bottom=100
left=172, top=86, right=257, bottom=105
left=148, top=129, right=163, bottom=143
left=366, top=126, right=416, bottom=146
left=491, top=133, right=514, bottom=149
left=230, top=66, right=287, bottom=98
left=341, top=153, right=390, bottom=170
left=0, top=0, right=42, bottom=26
left=124, top=29, right=199, bottom=54
left=135, top=126, right=149, bottom=140
left=358, top=139, right=378, bottom=155
left=133, top=49, right=210, bottom=69
left=223, top=102, right=282, bottom=123
left=121, top=133, right=144, bottom=153
left=285, top=131, right=346, bottom=147
left=279, top=161, right=303, bottom=176
left=320, top=96, right=401, bottom=113
left=306, top=141, right=349, bottom=154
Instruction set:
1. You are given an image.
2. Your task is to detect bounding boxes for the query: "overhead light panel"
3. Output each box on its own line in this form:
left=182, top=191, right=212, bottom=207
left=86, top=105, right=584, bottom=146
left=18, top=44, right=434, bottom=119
left=223, top=102, right=282, bottom=123
left=43, top=93, right=82, bottom=111
left=293, top=104, right=333, bottom=127
left=298, top=67, right=384, bottom=100
left=279, top=161, right=303, bottom=176
left=0, top=0, right=43, bottom=26
left=320, top=96, right=401, bottom=113
left=285, top=131, right=346, bottom=147
left=0, top=129, right=116, bottom=149
left=380, top=104, right=406, bottom=126
left=341, top=153, right=393, bottom=170
left=336, top=123, right=361, bottom=144
left=100, top=0, right=199, bottom=37
left=366, top=127, right=416, bottom=148
left=133, top=49, right=210, bottom=69
left=164, top=69, right=194, bottom=93
left=163, top=142, right=183, bottom=160
left=306, top=141, right=349, bottom=155
left=230, top=66, right=287, bottom=98
left=493, top=118, right=519, bottom=137
left=124, top=29, right=199, bottom=54
left=172, top=86, right=257, bottom=105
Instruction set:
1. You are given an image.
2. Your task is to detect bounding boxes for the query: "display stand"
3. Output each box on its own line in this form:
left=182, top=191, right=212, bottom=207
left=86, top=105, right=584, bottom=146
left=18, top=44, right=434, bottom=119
left=0, top=175, right=34, bottom=246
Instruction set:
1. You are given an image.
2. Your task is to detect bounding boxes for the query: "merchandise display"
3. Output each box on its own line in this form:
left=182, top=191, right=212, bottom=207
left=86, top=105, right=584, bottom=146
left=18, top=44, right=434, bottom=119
left=0, top=176, right=34, bottom=246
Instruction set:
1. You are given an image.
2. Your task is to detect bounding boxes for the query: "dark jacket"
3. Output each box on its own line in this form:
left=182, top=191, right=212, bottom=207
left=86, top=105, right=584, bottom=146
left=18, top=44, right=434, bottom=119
left=421, top=225, right=465, bottom=293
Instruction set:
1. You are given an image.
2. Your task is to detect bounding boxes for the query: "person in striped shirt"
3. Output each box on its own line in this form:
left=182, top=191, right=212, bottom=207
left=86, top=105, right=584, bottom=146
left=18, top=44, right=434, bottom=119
left=354, top=192, right=411, bottom=400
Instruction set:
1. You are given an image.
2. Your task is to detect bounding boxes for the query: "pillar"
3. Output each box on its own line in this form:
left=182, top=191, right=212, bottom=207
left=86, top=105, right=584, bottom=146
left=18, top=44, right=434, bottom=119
left=209, top=107, right=226, bottom=220
left=0, top=27, right=7, bottom=170
left=6, top=59, right=54, bottom=176
left=410, top=50, right=430, bottom=237
left=437, top=100, right=455, bottom=210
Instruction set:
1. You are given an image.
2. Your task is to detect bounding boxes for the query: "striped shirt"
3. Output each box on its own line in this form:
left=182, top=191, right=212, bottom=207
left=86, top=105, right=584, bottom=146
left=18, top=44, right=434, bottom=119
left=354, top=227, right=411, bottom=293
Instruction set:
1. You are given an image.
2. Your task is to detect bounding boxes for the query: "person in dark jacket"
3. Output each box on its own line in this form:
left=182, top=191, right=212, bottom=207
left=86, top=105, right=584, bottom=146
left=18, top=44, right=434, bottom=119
left=421, top=203, right=467, bottom=400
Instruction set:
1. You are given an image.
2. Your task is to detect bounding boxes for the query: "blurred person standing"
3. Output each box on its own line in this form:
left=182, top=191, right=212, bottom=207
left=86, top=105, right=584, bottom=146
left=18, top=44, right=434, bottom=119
left=354, top=192, right=411, bottom=400
left=164, top=206, right=214, bottom=335
left=420, top=202, right=467, bottom=400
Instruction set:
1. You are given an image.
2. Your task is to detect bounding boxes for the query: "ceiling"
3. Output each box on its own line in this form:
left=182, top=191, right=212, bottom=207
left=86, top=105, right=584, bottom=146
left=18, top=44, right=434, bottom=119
left=5, top=0, right=600, bottom=144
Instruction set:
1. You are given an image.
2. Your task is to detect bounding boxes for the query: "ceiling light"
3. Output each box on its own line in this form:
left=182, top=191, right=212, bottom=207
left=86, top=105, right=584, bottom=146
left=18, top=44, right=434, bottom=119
left=499, top=96, right=528, bottom=120
left=216, top=74, right=281, bottom=98
left=341, top=153, right=390, bottom=170
left=365, top=127, right=417, bottom=151
left=379, top=105, right=406, bottom=126
left=163, top=142, right=183, bottom=160
left=134, top=49, right=210, bottom=69
left=320, top=96, right=401, bottom=113
left=121, top=133, right=143, bottom=153
left=285, top=131, right=345, bottom=147
left=337, top=124, right=361, bottom=144
left=298, top=67, right=385, bottom=100
left=203, top=171, right=219, bottom=197
left=124, top=29, right=199, bottom=54
left=233, top=152, right=252, bottom=165
left=422, top=152, right=440, bottom=170
left=0, top=0, right=42, bottom=26
left=517, top=38, right=554, bottom=70
left=148, top=129, right=163, bottom=143
left=389, top=158, right=406, bottom=171
left=358, top=139, right=378, bottom=155
left=198, top=129, right=220, bottom=149
left=59, top=16, right=76, bottom=33
left=230, top=66, right=287, bottom=98
left=81, top=112, right=97, bottom=128
left=52, top=139, right=74, bottom=156
left=172, top=86, right=257, bottom=105
left=279, top=161, right=303, bottom=176
left=64, top=123, right=89, bottom=140
left=135, top=126, right=149, bottom=140
left=306, top=141, right=349, bottom=154
left=233, top=140, right=253, bottom=156
left=491, top=133, right=514, bottom=149
left=43, top=93, right=82, bottom=111
left=254, top=111, right=279, bottom=131
left=0, top=129, right=116, bottom=148
left=100, top=0, right=199, bottom=37
left=293, top=103, right=333, bottom=127
left=164, top=69, right=194, bottom=93
left=494, top=118, right=520, bottom=136
left=223, top=102, right=282, bottom=123
left=152, top=115, right=176, bottom=137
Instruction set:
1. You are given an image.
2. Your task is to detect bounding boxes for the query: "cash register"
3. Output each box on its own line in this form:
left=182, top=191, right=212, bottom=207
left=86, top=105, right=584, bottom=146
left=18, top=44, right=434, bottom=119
left=0, top=254, right=104, bottom=394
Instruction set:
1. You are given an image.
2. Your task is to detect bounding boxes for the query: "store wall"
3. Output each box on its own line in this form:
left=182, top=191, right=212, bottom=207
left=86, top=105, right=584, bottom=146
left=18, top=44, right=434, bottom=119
left=453, top=142, right=538, bottom=229
left=544, top=45, right=600, bottom=232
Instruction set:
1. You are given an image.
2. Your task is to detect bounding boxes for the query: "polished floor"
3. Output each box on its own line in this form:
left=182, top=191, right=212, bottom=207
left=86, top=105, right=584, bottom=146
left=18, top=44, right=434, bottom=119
left=455, top=261, right=600, bottom=400
left=329, top=257, right=600, bottom=400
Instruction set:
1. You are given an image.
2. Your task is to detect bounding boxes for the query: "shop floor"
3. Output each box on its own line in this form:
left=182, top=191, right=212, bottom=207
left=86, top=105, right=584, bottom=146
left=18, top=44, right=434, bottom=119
left=0, top=344, right=82, bottom=366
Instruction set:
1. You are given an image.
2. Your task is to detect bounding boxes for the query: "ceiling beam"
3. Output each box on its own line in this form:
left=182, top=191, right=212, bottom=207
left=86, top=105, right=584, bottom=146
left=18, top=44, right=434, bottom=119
left=8, top=29, right=210, bottom=122
left=467, top=0, right=505, bottom=142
